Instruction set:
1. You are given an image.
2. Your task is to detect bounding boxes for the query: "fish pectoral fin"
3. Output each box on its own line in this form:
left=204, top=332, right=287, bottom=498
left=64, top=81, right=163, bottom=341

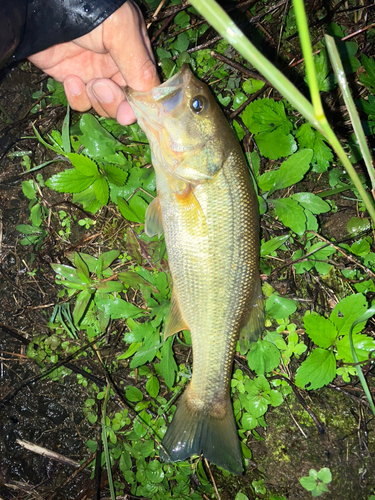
left=145, top=196, right=163, bottom=237
left=239, top=277, right=264, bottom=354
left=175, top=184, right=207, bottom=234
left=163, top=292, right=189, bottom=340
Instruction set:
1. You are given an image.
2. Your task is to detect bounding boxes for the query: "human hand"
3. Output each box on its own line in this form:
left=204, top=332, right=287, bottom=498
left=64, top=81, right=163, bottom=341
left=28, top=1, right=160, bottom=125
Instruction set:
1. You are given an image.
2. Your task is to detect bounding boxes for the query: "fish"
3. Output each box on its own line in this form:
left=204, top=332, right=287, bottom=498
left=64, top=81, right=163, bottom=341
left=125, top=64, right=263, bottom=475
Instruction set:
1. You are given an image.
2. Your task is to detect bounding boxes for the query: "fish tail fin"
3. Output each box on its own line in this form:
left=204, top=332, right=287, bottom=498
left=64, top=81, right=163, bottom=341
left=160, top=387, right=243, bottom=475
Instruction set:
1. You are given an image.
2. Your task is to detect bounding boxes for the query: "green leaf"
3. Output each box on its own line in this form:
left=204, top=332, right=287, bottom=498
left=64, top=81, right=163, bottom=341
left=351, top=239, right=370, bottom=257
left=46, top=169, right=96, bottom=193
left=269, top=389, right=283, bottom=407
left=247, top=339, right=281, bottom=375
left=16, top=224, right=42, bottom=235
left=96, top=297, right=144, bottom=320
left=242, top=78, right=265, bottom=95
left=74, top=252, right=90, bottom=283
left=73, top=184, right=102, bottom=213
left=51, top=263, right=84, bottom=283
left=317, top=467, right=332, bottom=484
left=129, top=195, right=148, bottom=223
left=158, top=337, right=177, bottom=388
left=295, top=123, right=333, bottom=173
left=174, top=33, right=190, bottom=52
left=254, top=128, right=297, bottom=160
left=272, top=198, right=306, bottom=235
left=241, top=413, right=258, bottom=431
left=346, top=216, right=371, bottom=236
left=235, top=494, right=249, bottom=500
left=174, top=10, right=190, bottom=28
left=244, top=394, right=269, bottom=418
left=259, top=150, right=313, bottom=194
left=300, top=475, right=317, bottom=491
left=130, top=329, right=161, bottom=368
left=330, top=294, right=368, bottom=336
left=145, top=376, right=159, bottom=398
left=261, top=234, right=290, bottom=257
left=295, top=348, right=336, bottom=390
left=242, top=98, right=292, bottom=135
left=118, top=271, right=159, bottom=294
left=73, top=289, right=92, bottom=325
left=103, top=164, right=128, bottom=186
left=336, top=333, right=375, bottom=363
left=79, top=114, right=126, bottom=158
left=117, top=196, right=143, bottom=223
left=95, top=281, right=124, bottom=293
left=30, top=203, right=42, bottom=227
left=125, top=386, right=143, bottom=402
left=68, top=153, right=99, bottom=176
left=291, top=192, right=330, bottom=214
left=360, top=54, right=375, bottom=92
left=303, top=312, right=337, bottom=348
left=22, top=180, right=37, bottom=200
left=145, top=460, right=164, bottom=483
left=266, top=294, right=297, bottom=319
left=242, top=98, right=296, bottom=160
left=93, top=177, right=109, bottom=206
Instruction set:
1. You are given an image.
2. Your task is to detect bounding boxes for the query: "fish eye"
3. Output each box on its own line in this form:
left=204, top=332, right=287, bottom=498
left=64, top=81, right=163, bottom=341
left=190, top=95, right=206, bottom=114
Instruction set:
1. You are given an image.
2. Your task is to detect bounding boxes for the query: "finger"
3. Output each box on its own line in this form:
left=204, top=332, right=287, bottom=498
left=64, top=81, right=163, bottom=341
left=116, top=100, right=137, bottom=126
left=103, top=1, right=160, bottom=91
left=63, top=76, right=92, bottom=112
left=86, top=78, right=126, bottom=119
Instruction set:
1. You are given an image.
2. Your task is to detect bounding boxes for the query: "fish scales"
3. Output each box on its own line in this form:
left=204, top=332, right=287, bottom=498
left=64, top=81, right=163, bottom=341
left=125, top=64, right=263, bottom=475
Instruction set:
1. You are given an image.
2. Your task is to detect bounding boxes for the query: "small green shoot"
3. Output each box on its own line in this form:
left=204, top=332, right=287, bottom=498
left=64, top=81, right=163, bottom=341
left=300, top=468, right=332, bottom=497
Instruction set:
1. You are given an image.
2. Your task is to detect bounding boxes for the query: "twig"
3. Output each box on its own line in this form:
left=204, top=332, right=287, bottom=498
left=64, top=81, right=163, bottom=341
left=147, top=0, right=168, bottom=28
left=209, top=50, right=267, bottom=81
left=204, top=459, right=221, bottom=500
left=16, top=439, right=81, bottom=468
left=47, top=454, right=95, bottom=500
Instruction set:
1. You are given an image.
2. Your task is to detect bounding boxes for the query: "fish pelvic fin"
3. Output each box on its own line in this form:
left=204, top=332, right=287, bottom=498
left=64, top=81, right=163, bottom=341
left=160, top=387, right=243, bottom=475
left=239, top=277, right=264, bottom=354
left=164, top=291, right=189, bottom=340
left=145, top=196, right=163, bottom=237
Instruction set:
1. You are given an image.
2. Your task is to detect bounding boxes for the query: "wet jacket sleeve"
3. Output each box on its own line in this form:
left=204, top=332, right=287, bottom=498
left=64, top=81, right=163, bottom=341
left=1, top=0, right=126, bottom=67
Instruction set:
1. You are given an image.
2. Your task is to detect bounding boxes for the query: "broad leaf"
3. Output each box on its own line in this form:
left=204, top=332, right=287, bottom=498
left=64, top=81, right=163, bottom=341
left=295, top=348, right=336, bottom=390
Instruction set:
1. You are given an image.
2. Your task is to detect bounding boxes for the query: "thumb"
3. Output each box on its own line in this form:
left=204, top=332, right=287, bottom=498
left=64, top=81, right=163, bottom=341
left=103, top=1, right=160, bottom=91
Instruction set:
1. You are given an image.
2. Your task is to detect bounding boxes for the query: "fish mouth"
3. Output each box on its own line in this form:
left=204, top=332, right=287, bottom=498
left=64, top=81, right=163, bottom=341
left=125, top=64, right=205, bottom=157
left=124, top=64, right=191, bottom=111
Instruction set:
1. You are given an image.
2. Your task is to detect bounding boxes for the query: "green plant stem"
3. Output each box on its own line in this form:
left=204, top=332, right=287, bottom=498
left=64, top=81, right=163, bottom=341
left=292, top=0, right=324, bottom=120
left=102, top=383, right=116, bottom=500
left=325, top=34, right=375, bottom=194
left=348, top=307, right=375, bottom=416
left=189, top=0, right=375, bottom=224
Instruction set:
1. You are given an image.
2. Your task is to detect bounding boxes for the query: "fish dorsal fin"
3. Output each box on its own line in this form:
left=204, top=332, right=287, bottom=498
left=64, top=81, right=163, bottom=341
left=164, top=292, right=189, bottom=340
left=175, top=184, right=207, bottom=235
left=239, top=277, right=264, bottom=354
left=145, top=196, right=163, bottom=237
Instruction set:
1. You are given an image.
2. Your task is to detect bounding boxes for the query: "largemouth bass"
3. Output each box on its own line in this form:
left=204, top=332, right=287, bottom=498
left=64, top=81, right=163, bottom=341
left=125, top=64, right=263, bottom=475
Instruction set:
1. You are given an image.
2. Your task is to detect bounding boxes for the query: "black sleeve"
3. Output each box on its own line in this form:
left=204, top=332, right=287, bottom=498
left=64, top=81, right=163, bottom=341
left=0, top=0, right=27, bottom=67
left=1, top=0, right=127, bottom=67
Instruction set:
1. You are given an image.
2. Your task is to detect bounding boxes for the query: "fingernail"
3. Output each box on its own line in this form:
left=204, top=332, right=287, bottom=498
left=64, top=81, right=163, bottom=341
left=66, top=79, right=81, bottom=96
left=92, top=82, right=114, bottom=103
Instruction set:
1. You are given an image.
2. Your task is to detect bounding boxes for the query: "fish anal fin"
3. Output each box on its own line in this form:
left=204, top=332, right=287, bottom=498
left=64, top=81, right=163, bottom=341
left=239, top=277, right=264, bottom=354
left=145, top=196, right=163, bottom=237
left=160, top=386, right=243, bottom=475
left=164, top=292, right=189, bottom=340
